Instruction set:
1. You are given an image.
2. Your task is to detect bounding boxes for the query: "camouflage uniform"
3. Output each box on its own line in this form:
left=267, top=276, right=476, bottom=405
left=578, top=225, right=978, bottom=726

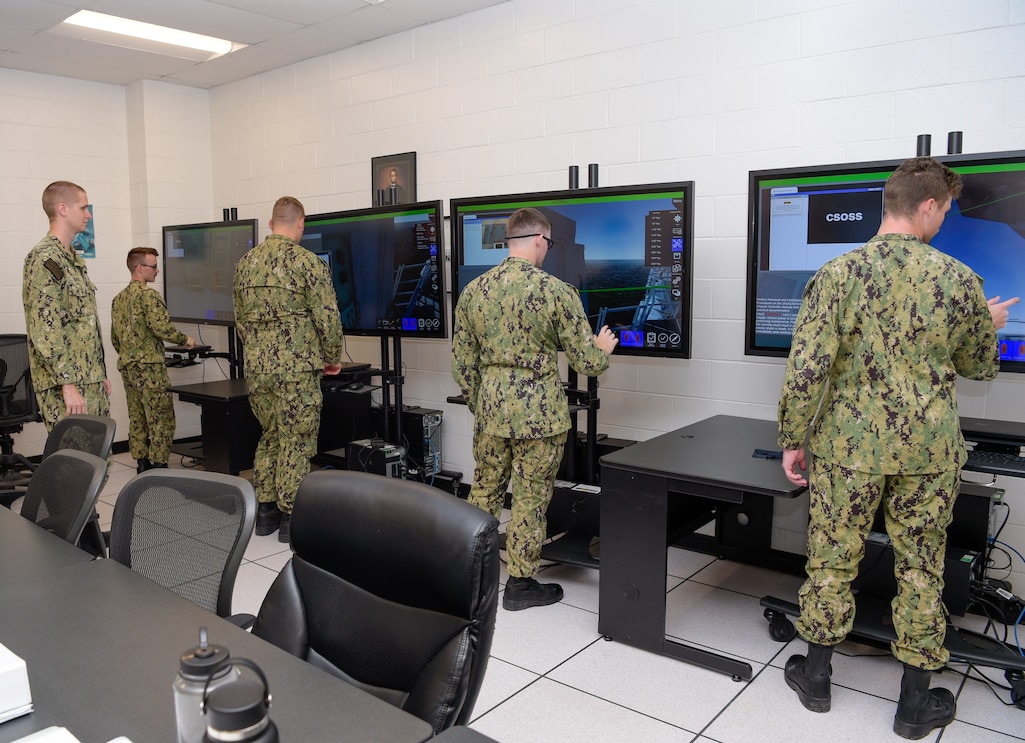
left=111, top=279, right=189, bottom=465
left=452, top=256, right=610, bottom=578
left=778, top=233, right=1000, bottom=669
left=232, top=233, right=344, bottom=513
left=23, top=234, right=109, bottom=429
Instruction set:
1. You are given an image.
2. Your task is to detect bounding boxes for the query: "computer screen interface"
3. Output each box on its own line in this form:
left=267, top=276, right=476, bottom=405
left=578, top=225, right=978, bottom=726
left=451, top=182, right=694, bottom=359
left=300, top=201, right=446, bottom=339
left=162, top=219, right=258, bottom=326
left=746, top=151, right=1025, bottom=372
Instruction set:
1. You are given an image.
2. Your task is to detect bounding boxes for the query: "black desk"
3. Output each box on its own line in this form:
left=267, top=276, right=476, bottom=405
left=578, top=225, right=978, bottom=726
left=0, top=559, right=432, bottom=743
left=170, top=379, right=262, bottom=474
left=171, top=378, right=373, bottom=474
left=598, top=415, right=804, bottom=680
left=0, top=506, right=93, bottom=586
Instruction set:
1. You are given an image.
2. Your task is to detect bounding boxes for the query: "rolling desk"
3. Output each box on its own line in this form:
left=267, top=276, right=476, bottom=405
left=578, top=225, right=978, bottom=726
left=0, top=558, right=433, bottom=743
left=598, top=415, right=804, bottom=681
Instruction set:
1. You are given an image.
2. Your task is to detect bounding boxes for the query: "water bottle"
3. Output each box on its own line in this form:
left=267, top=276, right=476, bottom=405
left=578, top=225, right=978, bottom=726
left=174, top=628, right=239, bottom=743
left=202, top=658, right=279, bottom=743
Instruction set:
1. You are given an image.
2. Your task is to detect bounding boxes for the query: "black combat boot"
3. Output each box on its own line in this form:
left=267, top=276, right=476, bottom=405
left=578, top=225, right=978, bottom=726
left=255, top=502, right=281, bottom=536
left=277, top=512, right=291, bottom=544
left=136, top=458, right=153, bottom=473
left=784, top=642, right=833, bottom=712
left=502, top=576, right=564, bottom=611
left=893, top=664, right=955, bottom=739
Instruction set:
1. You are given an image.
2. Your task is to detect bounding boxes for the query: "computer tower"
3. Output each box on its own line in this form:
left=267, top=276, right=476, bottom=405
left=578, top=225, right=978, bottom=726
left=347, top=439, right=405, bottom=479
left=371, top=405, right=442, bottom=476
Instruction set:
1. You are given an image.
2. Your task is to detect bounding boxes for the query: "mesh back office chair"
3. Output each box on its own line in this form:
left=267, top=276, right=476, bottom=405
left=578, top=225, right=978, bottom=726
left=18, top=449, right=107, bottom=547
left=36, top=415, right=116, bottom=557
left=0, top=335, right=42, bottom=503
left=109, top=469, right=256, bottom=626
left=252, top=470, right=500, bottom=735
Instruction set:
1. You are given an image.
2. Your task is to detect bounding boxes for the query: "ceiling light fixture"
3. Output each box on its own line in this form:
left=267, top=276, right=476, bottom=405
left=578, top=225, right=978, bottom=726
left=62, top=10, right=242, bottom=58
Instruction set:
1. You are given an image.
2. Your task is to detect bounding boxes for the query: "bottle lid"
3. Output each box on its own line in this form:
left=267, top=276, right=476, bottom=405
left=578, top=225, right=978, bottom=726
left=180, top=627, right=230, bottom=678
left=205, top=680, right=270, bottom=737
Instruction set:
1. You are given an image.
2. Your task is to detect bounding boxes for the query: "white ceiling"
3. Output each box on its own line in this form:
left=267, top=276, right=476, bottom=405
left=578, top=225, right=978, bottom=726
left=0, top=0, right=510, bottom=88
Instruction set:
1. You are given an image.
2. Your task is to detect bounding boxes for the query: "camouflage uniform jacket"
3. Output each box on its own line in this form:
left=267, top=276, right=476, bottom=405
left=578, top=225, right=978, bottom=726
left=22, top=234, right=106, bottom=391
left=232, top=233, right=344, bottom=375
left=111, top=280, right=188, bottom=367
left=778, top=233, right=1000, bottom=475
left=452, top=256, right=610, bottom=439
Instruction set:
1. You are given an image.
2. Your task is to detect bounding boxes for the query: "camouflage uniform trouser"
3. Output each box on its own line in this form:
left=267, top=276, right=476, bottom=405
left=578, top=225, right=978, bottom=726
left=470, top=430, right=567, bottom=579
left=797, top=460, right=959, bottom=669
left=118, top=362, right=175, bottom=464
left=37, top=382, right=110, bottom=431
left=246, top=370, right=322, bottom=514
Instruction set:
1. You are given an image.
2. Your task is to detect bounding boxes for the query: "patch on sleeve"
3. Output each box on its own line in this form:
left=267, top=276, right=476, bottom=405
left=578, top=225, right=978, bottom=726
left=43, top=259, right=64, bottom=282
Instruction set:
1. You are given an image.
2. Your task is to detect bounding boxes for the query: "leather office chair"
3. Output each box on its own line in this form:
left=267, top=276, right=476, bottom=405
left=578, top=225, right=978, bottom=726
left=252, top=470, right=500, bottom=735
left=18, top=449, right=107, bottom=547
left=108, top=469, right=256, bottom=627
left=0, top=334, right=43, bottom=504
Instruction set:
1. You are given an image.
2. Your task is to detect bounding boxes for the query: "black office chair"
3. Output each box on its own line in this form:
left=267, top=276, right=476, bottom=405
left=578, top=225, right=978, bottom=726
left=18, top=449, right=107, bottom=547
left=0, top=334, right=43, bottom=504
left=252, top=470, right=500, bottom=735
left=108, top=469, right=257, bottom=627
left=2, top=414, right=115, bottom=503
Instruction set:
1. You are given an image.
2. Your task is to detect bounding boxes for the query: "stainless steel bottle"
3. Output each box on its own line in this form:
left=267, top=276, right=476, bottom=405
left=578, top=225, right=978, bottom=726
left=202, top=658, right=279, bottom=743
left=174, top=628, right=239, bottom=743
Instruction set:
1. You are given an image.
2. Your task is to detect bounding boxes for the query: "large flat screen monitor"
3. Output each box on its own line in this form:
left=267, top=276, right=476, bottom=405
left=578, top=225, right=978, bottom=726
left=450, top=182, right=695, bottom=359
left=746, top=150, right=1025, bottom=373
left=300, top=201, right=446, bottom=339
left=162, top=219, right=258, bottom=326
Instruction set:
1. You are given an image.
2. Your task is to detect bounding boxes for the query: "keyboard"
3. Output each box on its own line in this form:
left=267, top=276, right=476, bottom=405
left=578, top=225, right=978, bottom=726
left=965, top=448, right=1025, bottom=477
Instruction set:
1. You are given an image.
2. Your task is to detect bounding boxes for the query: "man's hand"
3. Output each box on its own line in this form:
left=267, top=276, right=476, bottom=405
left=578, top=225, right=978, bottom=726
left=595, top=325, right=619, bottom=355
left=62, top=383, right=87, bottom=416
left=323, top=362, right=342, bottom=376
left=185, top=336, right=196, bottom=349
left=782, top=447, right=808, bottom=487
left=988, top=295, right=1020, bottom=330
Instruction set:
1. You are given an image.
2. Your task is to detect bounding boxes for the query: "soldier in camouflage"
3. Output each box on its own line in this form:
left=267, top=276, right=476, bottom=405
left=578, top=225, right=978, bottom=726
left=233, top=196, right=345, bottom=543
left=23, top=181, right=111, bottom=429
left=777, top=157, right=1020, bottom=739
left=111, top=247, right=195, bottom=472
left=452, top=207, right=618, bottom=611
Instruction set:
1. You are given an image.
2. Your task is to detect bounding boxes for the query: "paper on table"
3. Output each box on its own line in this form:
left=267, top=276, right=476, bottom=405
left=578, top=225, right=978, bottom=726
left=9, top=727, right=82, bottom=743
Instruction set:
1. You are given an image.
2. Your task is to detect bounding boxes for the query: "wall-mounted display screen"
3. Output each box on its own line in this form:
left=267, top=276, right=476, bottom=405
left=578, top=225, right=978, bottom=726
left=162, top=219, right=258, bottom=326
left=300, top=201, right=446, bottom=339
left=746, top=150, right=1025, bottom=373
left=450, top=182, right=695, bottom=359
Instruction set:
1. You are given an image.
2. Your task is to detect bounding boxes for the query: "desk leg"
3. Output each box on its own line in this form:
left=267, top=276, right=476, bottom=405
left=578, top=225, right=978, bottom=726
left=599, top=468, right=753, bottom=681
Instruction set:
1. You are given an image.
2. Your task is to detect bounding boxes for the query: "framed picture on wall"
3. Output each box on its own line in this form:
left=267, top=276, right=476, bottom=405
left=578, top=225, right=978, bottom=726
left=372, top=152, right=417, bottom=206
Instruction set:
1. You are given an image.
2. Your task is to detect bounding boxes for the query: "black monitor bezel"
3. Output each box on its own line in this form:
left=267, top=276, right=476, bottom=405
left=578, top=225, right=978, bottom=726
left=745, top=150, right=1025, bottom=373
left=161, top=218, right=258, bottom=327
left=301, top=200, right=447, bottom=340
left=449, top=181, right=695, bottom=359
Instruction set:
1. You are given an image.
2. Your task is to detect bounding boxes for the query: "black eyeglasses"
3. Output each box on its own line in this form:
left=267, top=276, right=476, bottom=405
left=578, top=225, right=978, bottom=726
left=140, top=263, right=159, bottom=270
left=506, top=233, right=555, bottom=250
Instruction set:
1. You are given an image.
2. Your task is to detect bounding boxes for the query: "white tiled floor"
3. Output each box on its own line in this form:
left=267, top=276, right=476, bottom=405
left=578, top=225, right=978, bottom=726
left=94, top=452, right=1025, bottom=743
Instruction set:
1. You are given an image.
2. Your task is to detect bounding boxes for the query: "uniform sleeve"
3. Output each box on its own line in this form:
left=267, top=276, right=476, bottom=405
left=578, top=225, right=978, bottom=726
left=23, top=254, right=74, bottom=384
left=232, top=263, right=249, bottom=345
left=142, top=288, right=188, bottom=345
left=306, top=257, right=345, bottom=363
left=451, top=294, right=481, bottom=413
left=110, top=296, right=122, bottom=355
left=778, top=270, right=839, bottom=449
left=950, top=277, right=1000, bottom=381
left=553, top=284, right=610, bottom=377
